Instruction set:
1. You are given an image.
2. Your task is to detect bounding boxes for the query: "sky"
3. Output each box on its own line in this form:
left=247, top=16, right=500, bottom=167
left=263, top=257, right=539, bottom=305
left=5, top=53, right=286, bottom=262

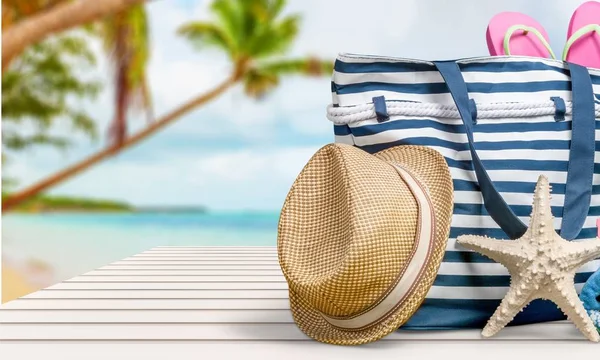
left=5, top=0, right=591, bottom=211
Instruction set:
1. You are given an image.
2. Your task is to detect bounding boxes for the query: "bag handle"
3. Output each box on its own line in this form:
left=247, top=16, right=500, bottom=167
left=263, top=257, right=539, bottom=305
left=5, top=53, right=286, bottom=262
left=562, top=63, right=596, bottom=240
left=433, top=61, right=595, bottom=240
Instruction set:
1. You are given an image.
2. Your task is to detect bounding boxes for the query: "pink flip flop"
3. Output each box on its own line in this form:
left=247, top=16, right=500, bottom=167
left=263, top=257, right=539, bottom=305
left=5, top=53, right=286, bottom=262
left=563, top=1, right=600, bottom=68
left=486, top=12, right=556, bottom=59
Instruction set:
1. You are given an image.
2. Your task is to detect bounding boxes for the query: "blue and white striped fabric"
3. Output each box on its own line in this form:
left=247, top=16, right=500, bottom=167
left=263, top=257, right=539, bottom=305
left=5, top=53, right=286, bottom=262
left=327, top=53, right=600, bottom=329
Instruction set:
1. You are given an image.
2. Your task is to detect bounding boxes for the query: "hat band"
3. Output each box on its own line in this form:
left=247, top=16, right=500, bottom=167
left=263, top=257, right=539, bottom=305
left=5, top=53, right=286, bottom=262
left=320, top=164, right=435, bottom=330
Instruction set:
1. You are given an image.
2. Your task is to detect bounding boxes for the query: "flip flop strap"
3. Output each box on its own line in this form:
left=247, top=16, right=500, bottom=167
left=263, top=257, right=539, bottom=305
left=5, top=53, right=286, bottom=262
left=562, top=24, right=600, bottom=61
left=503, top=24, right=557, bottom=59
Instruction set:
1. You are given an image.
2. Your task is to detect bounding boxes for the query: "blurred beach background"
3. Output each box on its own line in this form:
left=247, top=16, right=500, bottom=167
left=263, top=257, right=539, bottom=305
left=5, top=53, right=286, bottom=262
left=3, top=211, right=279, bottom=302
left=1, top=0, right=587, bottom=303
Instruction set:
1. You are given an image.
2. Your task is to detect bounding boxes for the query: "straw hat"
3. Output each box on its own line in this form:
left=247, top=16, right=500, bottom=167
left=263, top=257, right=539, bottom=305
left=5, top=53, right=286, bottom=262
left=277, top=143, right=453, bottom=345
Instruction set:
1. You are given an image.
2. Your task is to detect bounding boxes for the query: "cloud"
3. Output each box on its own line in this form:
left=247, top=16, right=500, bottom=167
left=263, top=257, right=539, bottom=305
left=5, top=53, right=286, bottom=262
left=185, top=145, right=321, bottom=210
left=17, top=145, right=322, bottom=210
left=284, top=0, right=420, bottom=57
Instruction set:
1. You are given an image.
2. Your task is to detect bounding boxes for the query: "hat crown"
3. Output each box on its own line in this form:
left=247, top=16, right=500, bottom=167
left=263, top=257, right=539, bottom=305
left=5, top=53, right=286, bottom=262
left=278, top=144, right=420, bottom=318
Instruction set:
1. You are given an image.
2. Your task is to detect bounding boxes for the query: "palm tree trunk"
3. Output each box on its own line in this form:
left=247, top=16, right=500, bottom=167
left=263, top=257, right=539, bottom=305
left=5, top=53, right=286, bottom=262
left=2, top=75, right=237, bottom=212
left=2, top=0, right=147, bottom=72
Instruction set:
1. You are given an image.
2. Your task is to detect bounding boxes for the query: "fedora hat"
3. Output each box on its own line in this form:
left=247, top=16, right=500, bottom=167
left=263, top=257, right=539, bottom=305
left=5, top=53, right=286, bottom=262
left=277, top=143, right=453, bottom=345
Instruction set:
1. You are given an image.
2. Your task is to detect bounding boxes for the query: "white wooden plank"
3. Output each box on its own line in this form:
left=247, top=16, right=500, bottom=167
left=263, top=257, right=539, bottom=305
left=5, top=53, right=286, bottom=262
left=45, top=282, right=289, bottom=290
left=101, top=265, right=282, bottom=270
left=32, top=283, right=587, bottom=301
left=120, top=258, right=600, bottom=278
left=122, top=257, right=277, bottom=261
left=34, top=282, right=587, bottom=301
left=138, top=253, right=278, bottom=256
left=136, top=253, right=278, bottom=256
left=0, top=309, right=294, bottom=323
left=153, top=246, right=276, bottom=249
left=22, top=289, right=289, bottom=299
left=5, top=245, right=592, bottom=349
left=148, top=246, right=277, bottom=250
left=1, top=342, right=596, bottom=360
left=132, top=253, right=279, bottom=258
left=111, top=260, right=280, bottom=265
left=66, top=275, right=286, bottom=282
left=142, top=250, right=278, bottom=254
left=0, top=299, right=290, bottom=310
left=0, top=322, right=584, bottom=341
left=83, top=270, right=284, bottom=276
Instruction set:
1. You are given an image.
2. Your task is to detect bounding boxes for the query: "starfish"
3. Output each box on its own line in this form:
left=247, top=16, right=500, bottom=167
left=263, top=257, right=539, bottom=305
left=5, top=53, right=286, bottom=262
left=457, top=175, right=600, bottom=342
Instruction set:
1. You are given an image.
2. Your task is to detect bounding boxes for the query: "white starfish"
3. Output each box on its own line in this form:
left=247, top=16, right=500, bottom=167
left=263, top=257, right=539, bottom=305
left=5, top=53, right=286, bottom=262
left=457, top=175, right=600, bottom=342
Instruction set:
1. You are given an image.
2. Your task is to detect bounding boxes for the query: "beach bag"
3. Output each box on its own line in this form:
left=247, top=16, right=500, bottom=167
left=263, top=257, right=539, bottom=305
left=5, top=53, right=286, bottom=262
left=326, top=53, right=600, bottom=329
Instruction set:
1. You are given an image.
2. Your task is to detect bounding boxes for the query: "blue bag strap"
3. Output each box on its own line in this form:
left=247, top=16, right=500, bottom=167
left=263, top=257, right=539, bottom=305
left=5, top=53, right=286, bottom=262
left=433, top=61, right=595, bottom=240
left=434, top=61, right=527, bottom=239
left=561, top=62, right=595, bottom=240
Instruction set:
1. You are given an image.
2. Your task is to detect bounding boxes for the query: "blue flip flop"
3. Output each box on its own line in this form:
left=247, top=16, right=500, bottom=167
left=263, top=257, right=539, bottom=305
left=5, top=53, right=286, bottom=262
left=581, top=269, right=600, bottom=333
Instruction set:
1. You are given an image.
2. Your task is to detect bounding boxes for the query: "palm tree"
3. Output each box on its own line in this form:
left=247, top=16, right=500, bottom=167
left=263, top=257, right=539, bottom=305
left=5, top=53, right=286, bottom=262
left=2, top=0, right=151, bottom=194
left=99, top=3, right=153, bottom=145
left=2, top=0, right=333, bottom=211
left=2, top=0, right=148, bottom=71
left=2, top=0, right=152, bottom=146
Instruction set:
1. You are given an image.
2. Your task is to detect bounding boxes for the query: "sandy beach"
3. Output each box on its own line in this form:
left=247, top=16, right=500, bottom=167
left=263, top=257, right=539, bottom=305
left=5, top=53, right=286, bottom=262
left=2, top=264, right=36, bottom=303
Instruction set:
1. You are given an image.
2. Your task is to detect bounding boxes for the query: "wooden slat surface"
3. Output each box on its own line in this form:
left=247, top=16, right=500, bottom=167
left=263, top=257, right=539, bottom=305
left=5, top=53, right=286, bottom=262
left=1, top=298, right=291, bottom=310
left=44, top=281, right=290, bottom=290
left=0, top=246, right=591, bottom=345
left=1, top=342, right=597, bottom=360
left=0, top=322, right=586, bottom=341
left=22, top=289, right=289, bottom=299
left=0, top=309, right=294, bottom=323
left=82, top=269, right=284, bottom=275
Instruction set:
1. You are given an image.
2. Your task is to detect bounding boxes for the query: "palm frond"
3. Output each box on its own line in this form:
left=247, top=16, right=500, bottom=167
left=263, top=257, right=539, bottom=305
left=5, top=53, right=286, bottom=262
left=242, top=68, right=279, bottom=99
left=2, top=132, right=70, bottom=151
left=177, top=22, right=235, bottom=54
left=179, top=0, right=333, bottom=99
left=2, top=34, right=101, bottom=132
left=210, top=0, right=244, bottom=54
left=101, top=4, right=151, bottom=145
left=242, top=57, right=333, bottom=99
left=248, top=14, right=299, bottom=58
left=253, top=57, right=334, bottom=77
left=250, top=0, right=285, bottom=23
left=1, top=33, right=100, bottom=162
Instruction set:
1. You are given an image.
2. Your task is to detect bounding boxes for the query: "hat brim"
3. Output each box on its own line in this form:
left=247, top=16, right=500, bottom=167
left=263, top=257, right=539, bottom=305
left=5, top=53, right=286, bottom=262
left=287, top=145, right=454, bottom=345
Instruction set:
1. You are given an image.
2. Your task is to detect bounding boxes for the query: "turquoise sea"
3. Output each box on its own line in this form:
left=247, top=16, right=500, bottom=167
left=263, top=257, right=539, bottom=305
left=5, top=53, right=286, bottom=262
left=2, top=212, right=279, bottom=282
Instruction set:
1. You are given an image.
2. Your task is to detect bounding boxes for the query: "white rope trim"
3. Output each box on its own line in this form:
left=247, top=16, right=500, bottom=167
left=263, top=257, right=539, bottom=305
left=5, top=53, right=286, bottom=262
left=326, top=101, right=600, bottom=125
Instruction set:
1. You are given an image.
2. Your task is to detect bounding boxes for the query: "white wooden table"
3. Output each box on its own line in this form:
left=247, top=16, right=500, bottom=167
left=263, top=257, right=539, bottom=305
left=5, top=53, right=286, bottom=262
left=1, top=246, right=598, bottom=359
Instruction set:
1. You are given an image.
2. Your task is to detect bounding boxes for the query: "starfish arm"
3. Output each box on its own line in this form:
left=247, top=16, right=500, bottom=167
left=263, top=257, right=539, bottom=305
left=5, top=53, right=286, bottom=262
left=456, top=235, right=526, bottom=266
left=547, top=278, right=600, bottom=342
left=560, top=238, right=600, bottom=270
left=482, top=280, right=535, bottom=338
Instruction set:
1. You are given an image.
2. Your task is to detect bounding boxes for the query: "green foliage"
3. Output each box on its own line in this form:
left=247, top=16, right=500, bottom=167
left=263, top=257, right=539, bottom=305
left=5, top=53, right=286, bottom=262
left=1, top=192, right=133, bottom=213
left=178, top=0, right=299, bottom=60
left=246, top=58, right=334, bottom=98
left=177, top=0, right=333, bottom=99
left=3, top=0, right=152, bottom=147
left=99, top=4, right=152, bottom=144
left=2, top=34, right=102, bottom=185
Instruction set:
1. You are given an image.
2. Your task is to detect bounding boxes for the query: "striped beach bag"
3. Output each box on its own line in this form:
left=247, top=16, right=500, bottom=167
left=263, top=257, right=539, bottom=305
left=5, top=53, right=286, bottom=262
left=326, top=53, right=600, bottom=329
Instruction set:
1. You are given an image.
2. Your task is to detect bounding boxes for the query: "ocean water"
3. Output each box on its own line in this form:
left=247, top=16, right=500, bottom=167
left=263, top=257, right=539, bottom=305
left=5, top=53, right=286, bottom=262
left=2, top=212, right=279, bottom=282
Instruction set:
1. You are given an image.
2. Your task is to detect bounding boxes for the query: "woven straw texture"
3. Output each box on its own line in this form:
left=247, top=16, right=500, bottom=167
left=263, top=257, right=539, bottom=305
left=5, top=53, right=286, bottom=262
left=277, top=143, right=453, bottom=345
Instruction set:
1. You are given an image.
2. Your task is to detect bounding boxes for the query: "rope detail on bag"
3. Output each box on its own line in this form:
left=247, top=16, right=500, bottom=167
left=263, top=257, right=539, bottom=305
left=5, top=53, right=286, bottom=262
left=326, top=101, right=600, bottom=125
